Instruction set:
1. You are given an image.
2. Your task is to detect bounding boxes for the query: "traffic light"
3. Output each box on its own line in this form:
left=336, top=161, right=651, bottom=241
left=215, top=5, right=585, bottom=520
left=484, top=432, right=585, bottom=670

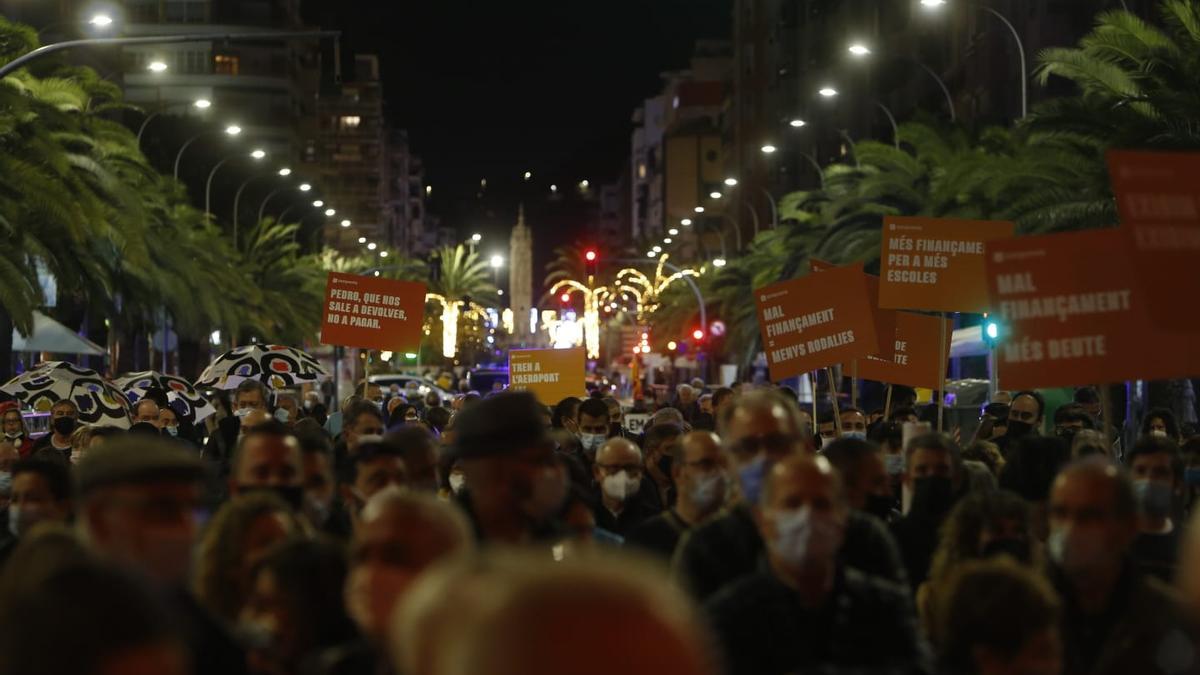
left=584, top=249, right=598, bottom=278
left=981, top=314, right=1005, bottom=348
left=692, top=328, right=705, bottom=341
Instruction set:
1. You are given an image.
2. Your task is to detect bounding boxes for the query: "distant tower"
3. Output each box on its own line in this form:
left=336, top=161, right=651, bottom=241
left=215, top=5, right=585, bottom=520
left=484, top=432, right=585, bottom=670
left=509, top=204, right=534, bottom=336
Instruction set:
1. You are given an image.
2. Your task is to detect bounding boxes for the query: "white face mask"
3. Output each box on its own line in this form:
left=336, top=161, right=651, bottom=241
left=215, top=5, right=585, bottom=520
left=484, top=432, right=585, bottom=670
left=8, top=503, right=48, bottom=538
left=4, top=432, right=22, bottom=441
left=1150, top=429, right=1168, bottom=438
left=688, top=472, right=728, bottom=512
left=234, top=408, right=252, bottom=419
left=449, top=474, right=466, bottom=495
left=579, top=433, right=606, bottom=457
left=601, top=471, right=640, bottom=503
left=770, top=506, right=842, bottom=569
left=164, top=426, right=179, bottom=437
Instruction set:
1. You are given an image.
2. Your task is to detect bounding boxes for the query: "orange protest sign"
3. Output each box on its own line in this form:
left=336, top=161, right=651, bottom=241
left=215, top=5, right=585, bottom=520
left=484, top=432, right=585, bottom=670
left=985, top=228, right=1200, bottom=389
left=755, top=263, right=883, bottom=381
left=319, top=272, right=427, bottom=352
left=508, top=347, right=586, bottom=404
left=1108, top=150, right=1200, bottom=332
left=856, top=312, right=953, bottom=390
left=810, top=259, right=896, bottom=361
left=879, top=216, right=1015, bottom=312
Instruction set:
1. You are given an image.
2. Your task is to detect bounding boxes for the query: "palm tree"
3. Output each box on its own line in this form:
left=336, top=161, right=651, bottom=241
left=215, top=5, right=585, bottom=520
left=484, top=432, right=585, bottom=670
left=426, top=244, right=496, bottom=359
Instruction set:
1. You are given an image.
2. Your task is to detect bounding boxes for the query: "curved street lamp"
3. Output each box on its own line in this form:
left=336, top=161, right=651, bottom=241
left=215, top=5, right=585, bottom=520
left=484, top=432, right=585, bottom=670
left=205, top=148, right=265, bottom=221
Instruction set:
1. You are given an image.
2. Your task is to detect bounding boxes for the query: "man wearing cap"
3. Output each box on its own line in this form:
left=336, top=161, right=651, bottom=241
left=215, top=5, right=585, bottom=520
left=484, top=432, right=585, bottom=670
left=451, top=392, right=570, bottom=544
left=76, top=435, right=247, bottom=675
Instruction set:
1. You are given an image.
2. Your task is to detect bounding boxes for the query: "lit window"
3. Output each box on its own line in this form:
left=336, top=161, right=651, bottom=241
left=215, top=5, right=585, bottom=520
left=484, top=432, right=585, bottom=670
left=637, top=163, right=647, bottom=179
left=339, top=115, right=361, bottom=130
left=213, top=54, right=239, bottom=76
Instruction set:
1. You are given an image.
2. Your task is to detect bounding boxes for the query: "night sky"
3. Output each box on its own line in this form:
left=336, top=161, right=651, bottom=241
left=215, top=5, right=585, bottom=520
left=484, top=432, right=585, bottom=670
left=302, top=0, right=732, bottom=244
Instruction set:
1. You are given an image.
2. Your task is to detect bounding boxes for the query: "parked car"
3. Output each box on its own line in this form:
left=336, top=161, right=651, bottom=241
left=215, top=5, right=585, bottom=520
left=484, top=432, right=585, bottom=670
left=466, top=367, right=509, bottom=394
left=367, top=374, right=454, bottom=405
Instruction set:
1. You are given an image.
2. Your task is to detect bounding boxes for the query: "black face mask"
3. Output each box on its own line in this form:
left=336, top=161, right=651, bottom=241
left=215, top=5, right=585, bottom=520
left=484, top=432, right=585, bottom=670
left=865, top=493, right=896, bottom=521
left=980, top=537, right=1032, bottom=564
left=52, top=417, right=78, bottom=436
left=911, top=476, right=954, bottom=518
left=1006, top=420, right=1034, bottom=439
left=238, top=485, right=304, bottom=511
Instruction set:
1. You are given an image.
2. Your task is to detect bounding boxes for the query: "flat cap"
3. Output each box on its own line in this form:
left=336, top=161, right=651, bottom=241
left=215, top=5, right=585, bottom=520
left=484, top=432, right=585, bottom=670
left=450, top=391, right=552, bottom=460
left=76, top=435, right=206, bottom=495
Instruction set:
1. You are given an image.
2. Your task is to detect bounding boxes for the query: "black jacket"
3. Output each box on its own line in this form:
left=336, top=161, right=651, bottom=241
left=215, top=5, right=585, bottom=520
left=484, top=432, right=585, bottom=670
left=706, top=566, right=930, bottom=675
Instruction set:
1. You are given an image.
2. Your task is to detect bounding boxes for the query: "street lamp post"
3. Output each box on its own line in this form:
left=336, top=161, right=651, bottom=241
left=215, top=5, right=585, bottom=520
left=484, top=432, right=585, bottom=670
left=232, top=172, right=272, bottom=245
left=847, top=43, right=956, bottom=122
left=921, top=0, right=1026, bottom=118
left=137, top=98, right=211, bottom=145
left=175, top=124, right=241, bottom=180
left=874, top=101, right=900, bottom=149
left=206, top=149, right=265, bottom=221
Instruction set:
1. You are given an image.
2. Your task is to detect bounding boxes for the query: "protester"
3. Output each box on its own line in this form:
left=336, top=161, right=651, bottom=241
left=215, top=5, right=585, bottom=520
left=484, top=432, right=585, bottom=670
left=591, top=437, right=658, bottom=536
left=295, top=429, right=350, bottom=538
left=1053, top=404, right=1095, bottom=448
left=1074, top=386, right=1102, bottom=421
left=385, top=426, right=440, bottom=493
left=705, top=454, right=928, bottom=675
left=999, top=436, right=1071, bottom=541
left=0, top=458, right=73, bottom=568
left=333, top=399, right=385, bottom=483
left=868, top=419, right=906, bottom=486
left=1144, top=407, right=1183, bottom=443
left=1126, top=435, right=1185, bottom=581
left=0, top=559, right=189, bottom=675
left=917, top=490, right=1039, bottom=645
left=303, top=391, right=328, bottom=426
left=974, top=402, right=1010, bottom=443
left=273, top=390, right=301, bottom=428
left=626, top=431, right=728, bottom=558
left=891, top=432, right=963, bottom=590
left=340, top=438, right=409, bottom=528
left=574, top=397, right=611, bottom=462
left=674, top=390, right=905, bottom=601
left=996, top=390, right=1045, bottom=454
left=228, top=421, right=304, bottom=510
left=30, top=399, right=79, bottom=457
left=889, top=406, right=920, bottom=425
left=712, top=387, right=734, bottom=417
left=208, top=381, right=272, bottom=465
left=935, top=558, right=1062, bottom=675
left=641, top=421, right=683, bottom=510
left=133, top=398, right=162, bottom=428
left=963, top=439, right=1005, bottom=477
left=194, top=493, right=302, bottom=624
left=451, top=392, right=568, bottom=544
left=392, top=550, right=718, bottom=675
left=673, top=383, right=701, bottom=423
left=821, top=436, right=896, bottom=521
left=239, top=538, right=358, bottom=675
left=75, top=436, right=248, bottom=675
left=0, top=403, right=34, bottom=458
left=1048, top=458, right=1196, bottom=675
left=1071, top=429, right=1109, bottom=460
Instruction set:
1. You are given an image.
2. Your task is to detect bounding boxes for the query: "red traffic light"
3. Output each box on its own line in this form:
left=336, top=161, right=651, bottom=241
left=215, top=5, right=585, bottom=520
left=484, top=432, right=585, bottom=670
left=560, top=293, right=571, bottom=303
left=584, top=250, right=597, bottom=262
left=692, top=329, right=704, bottom=341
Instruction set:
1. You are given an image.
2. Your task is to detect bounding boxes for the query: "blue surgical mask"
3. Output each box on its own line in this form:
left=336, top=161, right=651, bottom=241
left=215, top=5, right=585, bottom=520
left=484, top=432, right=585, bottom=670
left=164, top=425, right=179, bottom=437
left=841, top=431, right=867, bottom=441
left=738, top=455, right=769, bottom=505
left=1133, top=479, right=1172, bottom=518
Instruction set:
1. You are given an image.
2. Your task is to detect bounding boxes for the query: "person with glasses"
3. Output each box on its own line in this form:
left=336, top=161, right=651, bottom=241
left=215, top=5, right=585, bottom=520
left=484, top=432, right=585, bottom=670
left=590, top=437, right=658, bottom=537
left=626, top=431, right=730, bottom=559
left=996, top=391, right=1045, bottom=455
left=673, top=390, right=906, bottom=602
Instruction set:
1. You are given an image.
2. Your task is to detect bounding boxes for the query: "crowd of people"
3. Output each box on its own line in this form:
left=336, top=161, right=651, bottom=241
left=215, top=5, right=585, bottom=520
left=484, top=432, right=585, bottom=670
left=0, top=376, right=1199, bottom=675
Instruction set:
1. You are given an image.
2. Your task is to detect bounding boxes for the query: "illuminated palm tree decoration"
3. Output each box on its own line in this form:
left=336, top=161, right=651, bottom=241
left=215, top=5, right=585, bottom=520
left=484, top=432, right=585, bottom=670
left=614, top=254, right=701, bottom=323
left=426, top=245, right=496, bottom=358
left=548, top=278, right=608, bottom=359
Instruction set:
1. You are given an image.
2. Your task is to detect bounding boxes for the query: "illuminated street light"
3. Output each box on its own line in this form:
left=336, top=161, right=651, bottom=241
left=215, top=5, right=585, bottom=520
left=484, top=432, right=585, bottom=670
left=550, top=184, right=558, bottom=193
left=694, top=206, right=705, bottom=213
left=848, top=43, right=871, bottom=56
left=357, top=236, right=367, bottom=244
left=580, top=179, right=589, bottom=189
left=490, top=254, right=504, bottom=268
left=471, top=233, right=482, bottom=242
left=367, top=242, right=377, bottom=250
left=647, top=251, right=657, bottom=258
left=724, top=177, right=738, bottom=187
left=193, top=98, right=212, bottom=109
left=380, top=251, right=389, bottom=258
left=340, top=220, right=351, bottom=228
left=789, top=118, right=807, bottom=128
left=277, top=167, right=291, bottom=176
left=713, top=258, right=728, bottom=267
left=681, top=218, right=693, bottom=226
left=921, top=0, right=947, bottom=6
left=523, top=171, right=532, bottom=180
left=299, top=183, right=311, bottom=192
left=324, top=208, right=336, bottom=216
left=89, top=13, right=114, bottom=27
left=664, top=238, right=673, bottom=244
left=668, top=228, right=679, bottom=236
left=312, top=200, right=324, bottom=207
left=250, top=149, right=266, bottom=159
left=225, top=125, right=242, bottom=136
left=147, top=60, right=168, bottom=73
left=819, top=87, right=839, bottom=97
left=652, top=246, right=662, bottom=253
left=709, top=191, right=722, bottom=199
left=761, top=144, right=777, bottom=154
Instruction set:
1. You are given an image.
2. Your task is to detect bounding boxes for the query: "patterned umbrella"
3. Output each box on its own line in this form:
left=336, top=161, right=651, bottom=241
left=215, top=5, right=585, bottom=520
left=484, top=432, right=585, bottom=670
left=0, top=361, right=132, bottom=428
left=114, top=371, right=217, bottom=425
left=196, top=344, right=328, bottom=391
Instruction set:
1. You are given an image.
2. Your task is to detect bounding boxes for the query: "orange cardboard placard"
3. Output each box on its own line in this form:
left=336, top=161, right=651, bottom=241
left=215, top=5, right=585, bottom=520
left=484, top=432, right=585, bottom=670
left=319, top=272, right=427, bottom=352
left=856, top=312, right=953, bottom=390
left=1107, top=150, right=1200, bottom=332
left=755, top=263, right=883, bottom=381
left=880, top=216, right=1016, bottom=312
left=985, top=228, right=1200, bottom=389
left=810, top=259, right=896, bottom=361
left=508, top=347, right=586, bottom=404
